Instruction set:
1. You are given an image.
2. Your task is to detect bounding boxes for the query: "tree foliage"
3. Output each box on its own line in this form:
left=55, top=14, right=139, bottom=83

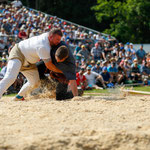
left=92, top=0, right=150, bottom=43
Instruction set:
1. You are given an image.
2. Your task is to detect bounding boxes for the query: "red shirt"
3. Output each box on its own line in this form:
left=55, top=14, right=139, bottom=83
left=76, top=72, right=86, bottom=86
left=18, top=31, right=27, bottom=39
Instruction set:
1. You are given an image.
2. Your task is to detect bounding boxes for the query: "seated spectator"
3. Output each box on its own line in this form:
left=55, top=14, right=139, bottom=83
left=130, top=61, right=142, bottom=82
left=117, top=62, right=127, bottom=84
left=91, top=60, right=102, bottom=74
left=76, top=68, right=87, bottom=90
left=29, top=29, right=37, bottom=38
left=18, top=27, right=28, bottom=40
left=90, top=60, right=95, bottom=68
left=104, top=42, right=113, bottom=57
left=141, top=60, right=150, bottom=85
left=100, top=66, right=112, bottom=87
left=1, top=19, right=11, bottom=34
left=73, top=42, right=82, bottom=60
left=107, top=61, right=118, bottom=83
left=112, top=43, right=119, bottom=57
left=125, top=42, right=131, bottom=52
left=80, top=58, right=87, bottom=69
left=146, top=53, right=150, bottom=64
left=1, top=52, right=8, bottom=60
left=136, top=44, right=146, bottom=64
left=0, top=59, right=7, bottom=77
left=131, top=58, right=140, bottom=69
left=84, top=66, right=106, bottom=89
left=119, top=47, right=126, bottom=60
left=75, top=60, right=81, bottom=73
left=123, top=59, right=131, bottom=79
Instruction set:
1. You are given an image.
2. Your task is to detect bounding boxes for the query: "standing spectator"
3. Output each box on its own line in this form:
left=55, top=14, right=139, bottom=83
left=136, top=44, right=146, bottom=64
left=91, top=42, right=105, bottom=61
left=77, top=45, right=90, bottom=61
left=11, top=0, right=22, bottom=8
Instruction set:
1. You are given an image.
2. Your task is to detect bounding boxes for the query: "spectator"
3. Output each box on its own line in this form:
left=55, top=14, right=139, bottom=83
left=141, top=60, right=150, bottom=84
left=91, top=60, right=102, bottom=74
left=84, top=66, right=106, bottom=89
left=91, top=42, right=105, bottom=61
left=18, top=27, right=28, bottom=40
left=80, top=58, right=87, bottom=69
left=29, top=29, right=37, bottom=38
left=130, top=61, right=141, bottom=83
left=107, top=60, right=118, bottom=83
left=1, top=19, right=12, bottom=34
left=136, top=44, right=146, bottom=64
left=76, top=68, right=87, bottom=90
left=77, top=44, right=90, bottom=61
left=73, top=42, right=82, bottom=60
left=11, top=0, right=22, bottom=8
left=90, top=60, right=95, bottom=68
left=146, top=53, right=150, bottom=64
left=117, top=62, right=127, bottom=84
left=75, top=60, right=80, bottom=73
left=124, top=59, right=131, bottom=79
left=100, top=66, right=112, bottom=87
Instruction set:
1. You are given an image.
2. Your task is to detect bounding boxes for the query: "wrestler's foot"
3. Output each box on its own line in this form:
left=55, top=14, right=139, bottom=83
left=12, top=95, right=25, bottom=101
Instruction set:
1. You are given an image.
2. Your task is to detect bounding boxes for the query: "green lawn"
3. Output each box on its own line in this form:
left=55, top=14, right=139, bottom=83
left=84, top=86, right=150, bottom=95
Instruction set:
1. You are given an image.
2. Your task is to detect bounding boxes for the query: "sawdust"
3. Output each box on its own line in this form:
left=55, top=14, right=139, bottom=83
left=1, top=95, right=150, bottom=150
left=27, top=77, right=57, bottom=100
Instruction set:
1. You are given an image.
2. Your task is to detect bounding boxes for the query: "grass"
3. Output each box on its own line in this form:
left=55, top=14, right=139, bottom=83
left=84, top=85, right=150, bottom=95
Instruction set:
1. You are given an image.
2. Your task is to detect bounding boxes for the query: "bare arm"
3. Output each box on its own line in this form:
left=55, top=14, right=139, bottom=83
left=44, top=60, right=62, bottom=73
left=69, top=80, right=78, bottom=96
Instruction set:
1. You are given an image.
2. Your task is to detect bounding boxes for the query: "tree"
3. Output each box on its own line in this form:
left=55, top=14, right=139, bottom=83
left=92, top=0, right=150, bottom=43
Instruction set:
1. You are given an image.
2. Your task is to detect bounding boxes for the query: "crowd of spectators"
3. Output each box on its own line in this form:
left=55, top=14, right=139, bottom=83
left=0, top=1, right=150, bottom=94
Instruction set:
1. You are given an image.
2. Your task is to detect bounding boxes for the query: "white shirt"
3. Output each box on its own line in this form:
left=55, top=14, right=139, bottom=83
left=18, top=32, right=51, bottom=64
left=84, top=71, right=99, bottom=86
left=11, top=0, right=22, bottom=7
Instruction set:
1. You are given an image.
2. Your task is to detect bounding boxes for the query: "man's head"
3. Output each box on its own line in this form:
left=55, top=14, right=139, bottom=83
left=87, top=66, right=92, bottom=74
left=95, top=42, right=99, bottom=48
left=55, top=46, right=69, bottom=62
left=48, top=28, right=63, bottom=46
left=102, top=66, right=107, bottom=73
left=80, top=67, right=85, bottom=75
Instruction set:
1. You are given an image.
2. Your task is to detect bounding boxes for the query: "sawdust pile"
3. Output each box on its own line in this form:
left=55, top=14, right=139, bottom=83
left=27, top=77, right=57, bottom=100
left=1, top=95, right=150, bottom=150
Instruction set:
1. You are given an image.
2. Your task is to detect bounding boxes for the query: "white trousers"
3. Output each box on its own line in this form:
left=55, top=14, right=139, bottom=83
left=0, top=59, right=40, bottom=99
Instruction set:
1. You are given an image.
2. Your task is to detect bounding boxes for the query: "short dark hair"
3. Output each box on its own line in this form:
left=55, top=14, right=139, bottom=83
left=55, top=46, right=69, bottom=60
left=49, top=28, right=63, bottom=37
